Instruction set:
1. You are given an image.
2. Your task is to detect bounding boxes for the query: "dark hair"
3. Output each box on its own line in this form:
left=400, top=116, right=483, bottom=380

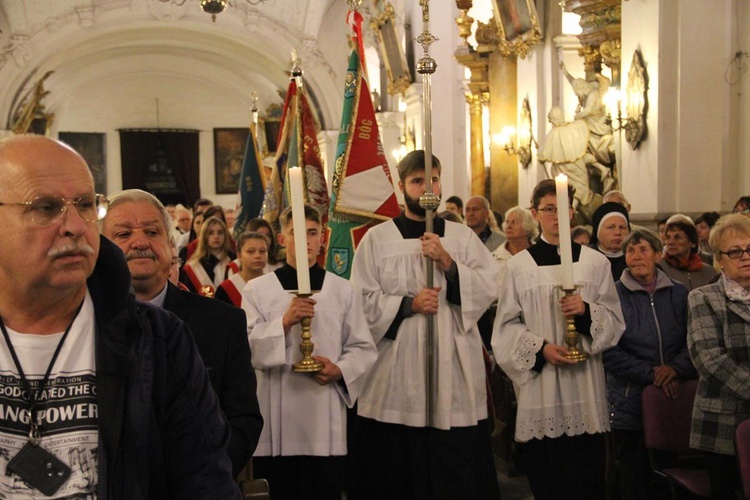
left=531, top=179, right=575, bottom=210
left=397, top=150, right=441, bottom=183
left=279, top=204, right=322, bottom=230
left=247, top=217, right=281, bottom=264
left=694, top=211, right=721, bottom=228
left=657, top=217, right=669, bottom=226
left=733, top=196, right=750, bottom=213
left=445, top=196, right=463, bottom=210
left=622, top=228, right=663, bottom=254
left=193, top=198, right=213, bottom=214
left=665, top=214, right=699, bottom=254
left=203, top=205, right=227, bottom=225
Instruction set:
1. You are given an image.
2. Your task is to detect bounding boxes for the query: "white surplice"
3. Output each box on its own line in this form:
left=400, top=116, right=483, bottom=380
left=492, top=244, right=625, bottom=442
left=242, top=271, right=377, bottom=457
left=350, top=219, right=499, bottom=430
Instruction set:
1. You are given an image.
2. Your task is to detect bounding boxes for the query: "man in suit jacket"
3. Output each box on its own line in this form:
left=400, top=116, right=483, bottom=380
left=101, top=189, right=263, bottom=478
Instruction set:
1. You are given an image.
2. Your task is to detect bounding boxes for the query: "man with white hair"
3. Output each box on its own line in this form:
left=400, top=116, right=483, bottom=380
left=0, top=135, right=241, bottom=498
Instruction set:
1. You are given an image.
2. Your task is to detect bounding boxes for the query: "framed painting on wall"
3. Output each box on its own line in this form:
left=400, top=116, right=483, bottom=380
left=214, top=128, right=250, bottom=194
left=58, top=132, right=107, bottom=194
left=491, top=0, right=542, bottom=58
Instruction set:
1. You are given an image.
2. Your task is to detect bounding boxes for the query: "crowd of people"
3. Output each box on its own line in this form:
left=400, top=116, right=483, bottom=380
left=0, top=134, right=749, bottom=499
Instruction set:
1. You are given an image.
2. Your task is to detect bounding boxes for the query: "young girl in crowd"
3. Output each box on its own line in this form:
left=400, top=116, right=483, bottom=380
left=216, top=231, right=269, bottom=307
left=181, top=216, right=236, bottom=297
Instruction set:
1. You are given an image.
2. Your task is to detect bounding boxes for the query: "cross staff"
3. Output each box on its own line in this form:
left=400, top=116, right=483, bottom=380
left=416, top=0, right=439, bottom=428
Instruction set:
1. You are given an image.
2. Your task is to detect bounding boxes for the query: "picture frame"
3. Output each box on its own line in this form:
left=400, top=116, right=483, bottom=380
left=214, top=128, right=250, bottom=194
left=58, top=132, right=107, bottom=194
left=371, top=2, right=412, bottom=95
left=491, top=0, right=543, bottom=59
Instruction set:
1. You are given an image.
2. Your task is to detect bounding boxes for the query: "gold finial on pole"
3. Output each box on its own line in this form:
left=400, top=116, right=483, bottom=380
left=416, top=0, right=440, bottom=428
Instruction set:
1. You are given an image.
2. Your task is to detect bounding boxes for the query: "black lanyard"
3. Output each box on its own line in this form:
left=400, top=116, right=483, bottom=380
left=0, top=302, right=83, bottom=445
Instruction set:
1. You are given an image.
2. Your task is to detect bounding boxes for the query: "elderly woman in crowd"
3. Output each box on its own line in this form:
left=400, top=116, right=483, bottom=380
left=590, top=201, right=631, bottom=280
left=491, top=206, right=537, bottom=286
left=687, top=214, right=750, bottom=499
left=603, top=229, right=696, bottom=499
left=181, top=216, right=236, bottom=297
left=660, top=214, right=717, bottom=290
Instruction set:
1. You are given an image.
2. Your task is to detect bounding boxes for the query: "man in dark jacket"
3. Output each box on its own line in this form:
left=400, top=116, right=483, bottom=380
left=0, top=135, right=241, bottom=498
left=100, top=189, right=263, bottom=478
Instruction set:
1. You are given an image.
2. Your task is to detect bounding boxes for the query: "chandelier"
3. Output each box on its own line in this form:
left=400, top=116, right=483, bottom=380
left=158, top=0, right=269, bottom=22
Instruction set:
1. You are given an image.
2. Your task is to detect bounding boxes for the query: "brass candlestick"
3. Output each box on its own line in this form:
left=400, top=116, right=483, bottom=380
left=292, top=292, right=323, bottom=373
left=560, top=287, right=589, bottom=363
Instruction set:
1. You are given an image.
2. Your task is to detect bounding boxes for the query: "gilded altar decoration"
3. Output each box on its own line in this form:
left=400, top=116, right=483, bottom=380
left=490, top=0, right=542, bottom=59
left=371, top=2, right=412, bottom=95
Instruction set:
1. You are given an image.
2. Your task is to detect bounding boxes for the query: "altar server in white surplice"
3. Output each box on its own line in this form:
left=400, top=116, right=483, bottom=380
left=348, top=151, right=501, bottom=500
left=241, top=205, right=376, bottom=500
left=492, top=179, right=625, bottom=500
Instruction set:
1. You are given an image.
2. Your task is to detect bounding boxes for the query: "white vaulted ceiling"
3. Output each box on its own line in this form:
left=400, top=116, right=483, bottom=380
left=0, top=0, right=351, bottom=129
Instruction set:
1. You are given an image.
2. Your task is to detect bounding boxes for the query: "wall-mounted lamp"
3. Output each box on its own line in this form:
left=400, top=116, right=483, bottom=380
left=392, top=99, right=415, bottom=162
left=493, top=97, right=536, bottom=168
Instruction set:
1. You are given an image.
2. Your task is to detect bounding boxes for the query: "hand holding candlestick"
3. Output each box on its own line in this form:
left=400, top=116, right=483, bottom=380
left=287, top=166, right=321, bottom=372
left=554, top=174, right=588, bottom=362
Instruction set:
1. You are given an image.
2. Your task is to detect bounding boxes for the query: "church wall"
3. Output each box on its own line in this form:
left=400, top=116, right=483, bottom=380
left=621, top=0, right=661, bottom=217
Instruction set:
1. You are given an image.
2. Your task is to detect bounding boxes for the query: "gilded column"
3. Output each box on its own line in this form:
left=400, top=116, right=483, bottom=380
left=489, top=52, right=518, bottom=214
left=466, top=92, right=487, bottom=197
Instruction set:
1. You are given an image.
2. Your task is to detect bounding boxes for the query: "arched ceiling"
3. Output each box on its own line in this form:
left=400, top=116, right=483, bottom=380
left=0, top=0, right=356, bottom=130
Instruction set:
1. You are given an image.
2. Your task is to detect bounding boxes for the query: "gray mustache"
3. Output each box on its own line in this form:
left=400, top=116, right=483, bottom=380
left=48, top=243, right=95, bottom=258
left=125, top=249, right=157, bottom=261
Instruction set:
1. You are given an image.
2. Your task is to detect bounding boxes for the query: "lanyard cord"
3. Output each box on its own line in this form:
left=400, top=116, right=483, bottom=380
left=0, top=302, right=84, bottom=444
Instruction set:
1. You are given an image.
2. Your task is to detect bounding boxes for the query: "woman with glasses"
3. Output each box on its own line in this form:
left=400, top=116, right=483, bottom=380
left=181, top=216, right=236, bottom=297
left=687, top=214, right=750, bottom=498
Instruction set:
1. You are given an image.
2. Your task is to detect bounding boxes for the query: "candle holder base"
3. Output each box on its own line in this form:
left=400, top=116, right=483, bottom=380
left=292, top=292, right=323, bottom=373
left=559, top=286, right=589, bottom=363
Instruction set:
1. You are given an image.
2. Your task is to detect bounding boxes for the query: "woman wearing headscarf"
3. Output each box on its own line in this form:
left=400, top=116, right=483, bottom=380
left=590, top=201, right=630, bottom=280
left=687, top=214, right=750, bottom=498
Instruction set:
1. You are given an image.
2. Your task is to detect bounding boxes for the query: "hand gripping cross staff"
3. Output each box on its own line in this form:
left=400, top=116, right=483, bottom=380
left=416, top=0, right=440, bottom=428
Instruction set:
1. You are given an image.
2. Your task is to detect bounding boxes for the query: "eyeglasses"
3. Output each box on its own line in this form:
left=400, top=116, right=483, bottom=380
left=719, top=246, right=750, bottom=260
left=0, top=194, right=109, bottom=226
left=537, top=206, right=558, bottom=215
left=733, top=208, right=750, bottom=215
left=171, top=257, right=183, bottom=267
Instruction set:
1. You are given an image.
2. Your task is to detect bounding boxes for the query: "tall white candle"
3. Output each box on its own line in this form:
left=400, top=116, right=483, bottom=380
left=288, top=166, right=311, bottom=294
left=555, top=174, right=575, bottom=290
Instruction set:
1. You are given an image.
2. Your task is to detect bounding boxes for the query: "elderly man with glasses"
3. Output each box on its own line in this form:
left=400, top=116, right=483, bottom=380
left=0, top=135, right=242, bottom=499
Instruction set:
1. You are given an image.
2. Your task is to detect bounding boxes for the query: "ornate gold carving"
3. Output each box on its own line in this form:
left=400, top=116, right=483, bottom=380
left=11, top=70, right=55, bottom=136
left=599, top=39, right=621, bottom=69
left=489, top=0, right=542, bottom=60
left=579, top=44, right=602, bottom=75
left=371, top=2, right=412, bottom=95
left=455, top=7, right=474, bottom=46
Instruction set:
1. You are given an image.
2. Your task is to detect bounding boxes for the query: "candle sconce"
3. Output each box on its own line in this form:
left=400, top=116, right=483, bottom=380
left=494, top=97, right=536, bottom=168
left=605, top=49, right=648, bottom=151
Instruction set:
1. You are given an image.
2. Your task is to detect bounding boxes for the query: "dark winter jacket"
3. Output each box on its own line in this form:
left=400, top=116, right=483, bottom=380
left=91, top=236, right=241, bottom=499
left=603, top=268, right=697, bottom=430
